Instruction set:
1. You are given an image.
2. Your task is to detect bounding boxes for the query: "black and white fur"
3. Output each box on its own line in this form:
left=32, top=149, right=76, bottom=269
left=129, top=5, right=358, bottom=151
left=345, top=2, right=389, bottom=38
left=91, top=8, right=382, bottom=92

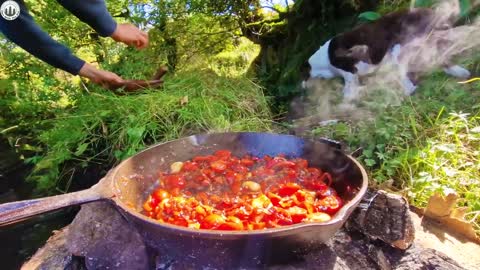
left=301, top=8, right=471, bottom=100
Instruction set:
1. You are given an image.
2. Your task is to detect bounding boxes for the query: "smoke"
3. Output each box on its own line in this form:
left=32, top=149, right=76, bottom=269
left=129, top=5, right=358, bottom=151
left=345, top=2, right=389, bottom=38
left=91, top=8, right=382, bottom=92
left=291, top=0, right=480, bottom=133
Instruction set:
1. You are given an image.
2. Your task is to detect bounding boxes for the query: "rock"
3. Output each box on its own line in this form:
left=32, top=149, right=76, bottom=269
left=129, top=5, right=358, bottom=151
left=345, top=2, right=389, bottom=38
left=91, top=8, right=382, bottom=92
left=389, top=246, right=465, bottom=270
left=20, top=228, right=83, bottom=270
left=346, top=189, right=415, bottom=249
left=64, top=201, right=149, bottom=270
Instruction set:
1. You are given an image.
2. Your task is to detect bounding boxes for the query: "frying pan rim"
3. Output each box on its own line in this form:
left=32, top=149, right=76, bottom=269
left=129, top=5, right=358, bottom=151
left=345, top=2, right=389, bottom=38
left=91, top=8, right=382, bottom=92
left=109, top=132, right=368, bottom=236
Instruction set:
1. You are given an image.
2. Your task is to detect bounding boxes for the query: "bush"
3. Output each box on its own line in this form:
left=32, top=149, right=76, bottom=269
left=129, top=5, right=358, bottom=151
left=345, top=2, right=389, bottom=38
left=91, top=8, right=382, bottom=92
left=310, top=69, right=480, bottom=233
left=24, top=69, right=273, bottom=193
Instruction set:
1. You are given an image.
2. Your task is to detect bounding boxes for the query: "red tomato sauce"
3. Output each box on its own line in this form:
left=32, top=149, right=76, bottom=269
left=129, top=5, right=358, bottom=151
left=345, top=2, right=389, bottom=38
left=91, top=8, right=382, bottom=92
left=142, top=150, right=343, bottom=230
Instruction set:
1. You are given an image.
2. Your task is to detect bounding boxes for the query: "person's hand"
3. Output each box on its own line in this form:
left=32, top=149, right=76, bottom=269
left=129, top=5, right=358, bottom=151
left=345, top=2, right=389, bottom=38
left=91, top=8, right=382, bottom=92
left=78, top=63, right=125, bottom=90
left=110, top=23, right=149, bottom=49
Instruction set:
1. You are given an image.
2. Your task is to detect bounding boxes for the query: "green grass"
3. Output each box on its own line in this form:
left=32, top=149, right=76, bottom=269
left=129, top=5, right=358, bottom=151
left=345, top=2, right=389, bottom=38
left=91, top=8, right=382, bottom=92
left=404, top=112, right=480, bottom=231
left=24, top=69, right=273, bottom=193
left=310, top=70, right=480, bottom=234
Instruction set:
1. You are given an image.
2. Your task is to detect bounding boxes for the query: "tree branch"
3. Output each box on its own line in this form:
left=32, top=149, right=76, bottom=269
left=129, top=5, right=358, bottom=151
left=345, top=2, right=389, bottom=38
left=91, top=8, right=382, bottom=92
left=260, top=6, right=284, bottom=15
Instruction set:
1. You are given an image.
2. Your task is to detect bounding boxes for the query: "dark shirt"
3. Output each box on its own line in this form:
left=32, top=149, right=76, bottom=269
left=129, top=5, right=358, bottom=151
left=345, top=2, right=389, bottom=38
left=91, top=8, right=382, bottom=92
left=0, top=0, right=117, bottom=75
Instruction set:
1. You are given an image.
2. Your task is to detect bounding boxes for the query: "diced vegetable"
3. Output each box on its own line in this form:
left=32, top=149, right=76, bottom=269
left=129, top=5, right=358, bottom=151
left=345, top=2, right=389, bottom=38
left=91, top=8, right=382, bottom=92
left=170, top=161, right=184, bottom=173
left=242, top=181, right=261, bottom=192
left=306, top=212, right=331, bottom=222
left=142, top=150, right=343, bottom=231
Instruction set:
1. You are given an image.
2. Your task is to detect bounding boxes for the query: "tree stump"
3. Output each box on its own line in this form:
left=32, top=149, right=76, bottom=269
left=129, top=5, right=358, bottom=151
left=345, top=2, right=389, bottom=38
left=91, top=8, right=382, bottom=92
left=21, top=189, right=468, bottom=270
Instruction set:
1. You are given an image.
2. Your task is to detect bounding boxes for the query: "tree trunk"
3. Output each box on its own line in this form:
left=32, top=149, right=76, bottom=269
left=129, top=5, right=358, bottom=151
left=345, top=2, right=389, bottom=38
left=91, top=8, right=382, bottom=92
left=243, top=0, right=383, bottom=110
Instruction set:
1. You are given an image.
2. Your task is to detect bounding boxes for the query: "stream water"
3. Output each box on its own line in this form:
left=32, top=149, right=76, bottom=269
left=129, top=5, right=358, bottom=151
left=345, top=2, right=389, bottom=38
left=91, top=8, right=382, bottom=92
left=0, top=139, right=103, bottom=269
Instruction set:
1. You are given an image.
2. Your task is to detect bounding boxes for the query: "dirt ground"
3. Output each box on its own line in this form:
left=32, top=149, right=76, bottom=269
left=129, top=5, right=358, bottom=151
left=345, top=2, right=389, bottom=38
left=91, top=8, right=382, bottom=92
left=410, top=211, right=480, bottom=270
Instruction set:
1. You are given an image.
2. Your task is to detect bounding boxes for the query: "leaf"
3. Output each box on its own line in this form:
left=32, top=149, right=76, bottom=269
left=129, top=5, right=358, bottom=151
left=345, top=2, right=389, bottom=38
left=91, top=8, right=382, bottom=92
left=458, top=77, right=480, bottom=84
left=180, top=96, right=189, bottom=106
left=114, top=150, right=124, bottom=160
left=358, top=11, right=381, bottom=21
left=459, top=0, right=471, bottom=17
left=415, top=0, right=433, bottom=7
left=20, top=143, right=42, bottom=152
left=471, top=126, right=480, bottom=133
left=424, top=193, right=480, bottom=243
left=365, top=158, right=376, bottom=167
left=74, top=143, right=89, bottom=156
left=25, top=156, right=42, bottom=165
left=127, top=126, right=146, bottom=143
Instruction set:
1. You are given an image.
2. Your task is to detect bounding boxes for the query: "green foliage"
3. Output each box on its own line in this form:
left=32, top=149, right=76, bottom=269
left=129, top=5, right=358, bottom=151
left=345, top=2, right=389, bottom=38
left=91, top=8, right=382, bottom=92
left=358, top=11, right=382, bottom=22
left=405, top=113, right=480, bottom=220
left=0, top=0, right=272, bottom=194
left=22, top=69, right=273, bottom=193
left=362, top=0, right=473, bottom=21
left=414, top=0, right=471, bottom=16
left=459, top=0, right=472, bottom=17
left=414, top=0, right=434, bottom=7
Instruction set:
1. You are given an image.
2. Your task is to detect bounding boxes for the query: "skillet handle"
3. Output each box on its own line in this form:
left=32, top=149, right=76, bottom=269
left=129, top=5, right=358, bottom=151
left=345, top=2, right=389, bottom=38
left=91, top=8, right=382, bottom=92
left=0, top=187, right=106, bottom=227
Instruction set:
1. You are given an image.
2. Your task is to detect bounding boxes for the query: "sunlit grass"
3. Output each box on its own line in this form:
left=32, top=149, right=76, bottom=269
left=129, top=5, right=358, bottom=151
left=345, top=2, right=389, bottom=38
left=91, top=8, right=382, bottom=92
left=26, top=69, right=273, bottom=193
left=404, top=112, right=480, bottom=232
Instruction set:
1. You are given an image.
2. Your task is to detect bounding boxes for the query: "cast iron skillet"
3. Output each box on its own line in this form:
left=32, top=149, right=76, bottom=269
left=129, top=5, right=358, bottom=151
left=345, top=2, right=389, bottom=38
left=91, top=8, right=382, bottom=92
left=0, top=132, right=368, bottom=268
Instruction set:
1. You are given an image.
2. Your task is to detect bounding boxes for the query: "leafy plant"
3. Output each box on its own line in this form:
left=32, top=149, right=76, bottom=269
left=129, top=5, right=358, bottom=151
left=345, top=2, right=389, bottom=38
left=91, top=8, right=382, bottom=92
left=23, top=68, right=273, bottom=193
left=359, top=0, right=473, bottom=22
left=358, top=11, right=382, bottom=22
left=310, top=68, right=480, bottom=233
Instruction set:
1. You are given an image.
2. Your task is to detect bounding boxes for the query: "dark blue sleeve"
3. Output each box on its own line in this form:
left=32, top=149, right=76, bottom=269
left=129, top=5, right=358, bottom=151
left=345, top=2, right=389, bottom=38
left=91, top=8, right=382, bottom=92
left=0, top=0, right=85, bottom=75
left=56, top=0, right=117, bottom=37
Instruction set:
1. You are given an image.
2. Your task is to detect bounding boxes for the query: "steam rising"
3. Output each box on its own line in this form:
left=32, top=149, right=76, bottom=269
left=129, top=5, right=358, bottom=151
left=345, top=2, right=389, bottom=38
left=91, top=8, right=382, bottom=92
left=292, top=0, right=480, bottom=132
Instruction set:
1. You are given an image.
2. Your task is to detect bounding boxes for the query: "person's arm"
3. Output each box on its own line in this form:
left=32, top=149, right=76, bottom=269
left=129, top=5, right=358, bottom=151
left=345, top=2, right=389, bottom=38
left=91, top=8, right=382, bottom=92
left=0, top=0, right=147, bottom=88
left=55, top=0, right=117, bottom=38
left=56, top=0, right=148, bottom=49
left=0, top=1, right=124, bottom=87
left=0, top=0, right=85, bottom=75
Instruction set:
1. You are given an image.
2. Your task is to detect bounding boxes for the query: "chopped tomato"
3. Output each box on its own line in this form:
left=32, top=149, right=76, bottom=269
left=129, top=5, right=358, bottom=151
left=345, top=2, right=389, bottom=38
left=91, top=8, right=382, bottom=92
left=278, top=182, right=301, bottom=197
left=193, top=155, right=216, bottom=162
left=231, top=164, right=248, bottom=173
left=201, top=168, right=215, bottom=179
left=287, top=206, right=308, bottom=223
left=285, top=169, right=297, bottom=179
left=210, top=160, right=227, bottom=172
left=215, top=150, right=232, bottom=159
left=272, top=161, right=296, bottom=170
left=228, top=205, right=252, bottom=220
left=182, top=161, right=199, bottom=171
left=164, top=175, right=185, bottom=189
left=152, top=189, right=170, bottom=201
left=266, top=192, right=282, bottom=206
left=319, top=172, right=333, bottom=186
left=218, top=216, right=244, bottom=230
left=171, top=217, right=189, bottom=227
left=240, top=158, right=254, bottom=166
left=231, top=181, right=241, bottom=194
left=252, top=222, right=266, bottom=230
left=307, top=167, right=321, bottom=177
left=274, top=208, right=293, bottom=226
left=143, top=150, right=344, bottom=231
left=143, top=197, right=154, bottom=212
left=317, top=195, right=342, bottom=215
left=200, top=214, right=226, bottom=229
left=296, top=159, right=308, bottom=168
